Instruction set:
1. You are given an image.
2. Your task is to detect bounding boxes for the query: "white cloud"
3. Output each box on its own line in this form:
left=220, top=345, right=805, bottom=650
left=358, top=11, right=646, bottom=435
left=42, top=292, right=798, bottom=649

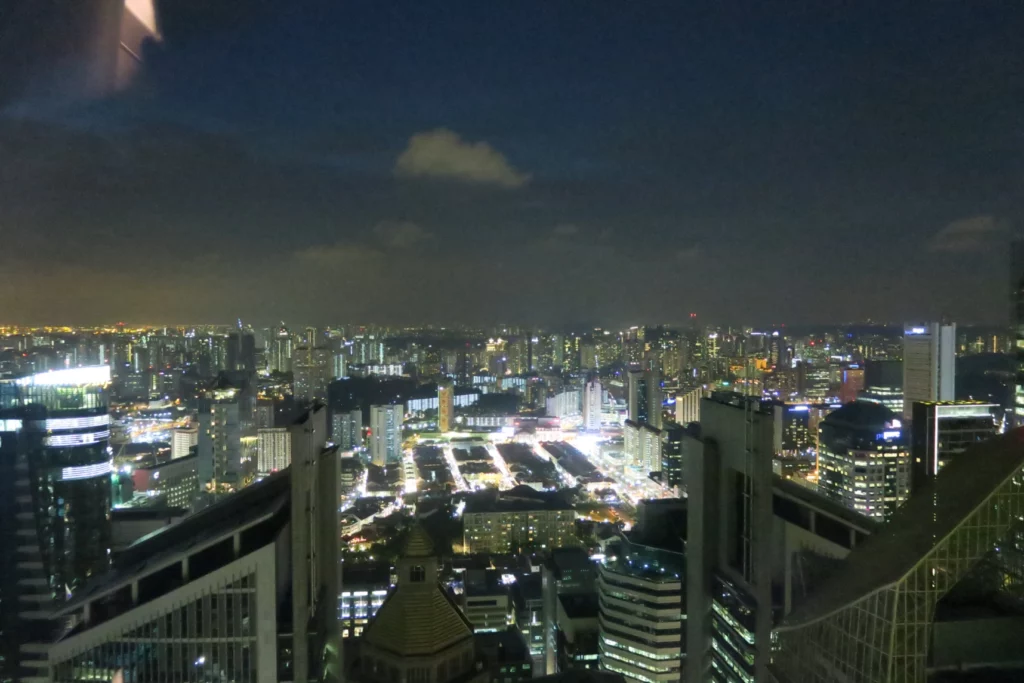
left=929, top=215, right=1005, bottom=253
left=394, top=128, right=530, bottom=188
left=372, top=221, right=433, bottom=249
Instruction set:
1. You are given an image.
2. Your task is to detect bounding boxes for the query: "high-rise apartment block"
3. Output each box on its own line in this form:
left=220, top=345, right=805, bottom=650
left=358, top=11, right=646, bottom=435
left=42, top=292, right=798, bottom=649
left=583, top=378, right=602, bottom=431
left=674, top=386, right=702, bottom=425
left=438, top=380, right=455, bottom=432
left=628, top=368, right=662, bottom=428
left=331, top=407, right=363, bottom=451
left=257, top=426, right=292, bottom=475
left=623, top=420, right=662, bottom=473
left=463, top=489, right=577, bottom=553
left=902, top=323, right=955, bottom=420
left=369, top=404, right=403, bottom=466
left=293, top=346, right=332, bottom=404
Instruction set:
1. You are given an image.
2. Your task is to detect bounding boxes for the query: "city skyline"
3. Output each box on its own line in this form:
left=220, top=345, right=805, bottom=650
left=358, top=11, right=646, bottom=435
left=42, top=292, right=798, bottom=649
left=1, top=2, right=1022, bottom=326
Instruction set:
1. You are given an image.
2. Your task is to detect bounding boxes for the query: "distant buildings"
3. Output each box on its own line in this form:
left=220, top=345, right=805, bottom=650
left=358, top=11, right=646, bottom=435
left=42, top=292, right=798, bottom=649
left=902, top=322, right=956, bottom=420
left=1013, top=240, right=1024, bottom=426
left=546, top=389, right=581, bottom=420
left=369, top=404, right=403, bottom=466
left=817, top=401, right=910, bottom=522
left=131, top=453, right=199, bottom=509
left=463, top=487, right=577, bottom=553
left=910, top=400, right=998, bottom=491
left=257, top=426, right=291, bottom=475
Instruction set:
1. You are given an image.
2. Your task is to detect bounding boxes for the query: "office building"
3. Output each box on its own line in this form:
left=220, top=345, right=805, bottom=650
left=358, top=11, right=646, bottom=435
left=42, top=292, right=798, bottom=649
left=257, top=426, right=291, bottom=475
left=627, top=368, right=662, bottom=428
left=597, top=538, right=685, bottom=683
left=462, top=569, right=512, bottom=632
left=255, top=398, right=274, bottom=429
left=684, top=392, right=876, bottom=683
left=661, top=422, right=686, bottom=490
left=270, top=326, right=293, bottom=373
left=131, top=453, right=199, bottom=509
left=171, top=424, right=199, bottom=459
left=46, top=406, right=341, bottom=683
left=369, top=404, right=403, bottom=466
left=339, top=563, right=391, bottom=640
left=817, top=401, right=909, bottom=521
left=902, top=322, right=956, bottom=420
left=0, top=366, right=113, bottom=680
left=463, top=487, right=577, bottom=553
left=438, top=380, right=455, bottom=432
left=332, top=407, right=363, bottom=451
left=583, top=378, right=603, bottom=431
left=773, top=430, right=1024, bottom=683
left=293, top=346, right=332, bottom=404
left=227, top=331, right=256, bottom=374
left=355, top=524, right=484, bottom=683
left=674, top=386, right=702, bottom=425
left=910, top=400, right=998, bottom=491
left=838, top=365, right=864, bottom=403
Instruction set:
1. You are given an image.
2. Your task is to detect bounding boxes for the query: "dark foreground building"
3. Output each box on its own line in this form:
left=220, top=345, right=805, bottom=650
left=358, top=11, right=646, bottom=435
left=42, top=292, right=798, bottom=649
left=42, top=406, right=340, bottom=683
left=0, top=366, right=113, bottom=681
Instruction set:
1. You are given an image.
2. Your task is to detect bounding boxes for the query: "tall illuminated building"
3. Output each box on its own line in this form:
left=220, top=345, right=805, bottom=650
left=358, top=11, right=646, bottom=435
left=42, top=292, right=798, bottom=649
left=0, top=366, right=113, bottom=679
left=257, top=427, right=291, bottom=475
left=369, top=404, right=403, bottom=466
left=438, top=380, right=455, bottom=432
left=293, top=346, right=332, bottom=404
left=627, top=368, right=662, bottom=428
left=583, top=378, right=602, bottom=431
left=902, top=323, right=955, bottom=420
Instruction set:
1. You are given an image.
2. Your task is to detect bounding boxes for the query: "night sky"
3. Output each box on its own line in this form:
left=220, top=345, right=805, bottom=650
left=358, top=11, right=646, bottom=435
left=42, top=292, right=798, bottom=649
left=1, top=1, right=1022, bottom=327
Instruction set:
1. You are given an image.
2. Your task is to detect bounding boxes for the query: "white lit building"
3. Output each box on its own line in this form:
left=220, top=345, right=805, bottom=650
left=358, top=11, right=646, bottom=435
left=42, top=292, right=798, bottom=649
left=257, top=427, right=291, bottom=475
left=584, top=379, right=603, bottom=431
left=902, top=323, right=955, bottom=420
left=674, top=386, right=702, bottom=426
left=369, top=404, right=403, bottom=466
left=171, top=425, right=198, bottom=459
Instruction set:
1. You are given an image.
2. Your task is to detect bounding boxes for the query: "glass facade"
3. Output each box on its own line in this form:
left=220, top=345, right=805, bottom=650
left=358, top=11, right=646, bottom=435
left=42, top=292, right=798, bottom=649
left=774, top=469, right=1024, bottom=683
left=51, top=572, right=258, bottom=682
left=0, top=366, right=113, bottom=681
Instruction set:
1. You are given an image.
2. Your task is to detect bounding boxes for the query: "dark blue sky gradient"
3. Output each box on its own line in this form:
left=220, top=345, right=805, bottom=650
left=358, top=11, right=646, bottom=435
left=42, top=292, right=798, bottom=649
left=0, top=1, right=1021, bottom=326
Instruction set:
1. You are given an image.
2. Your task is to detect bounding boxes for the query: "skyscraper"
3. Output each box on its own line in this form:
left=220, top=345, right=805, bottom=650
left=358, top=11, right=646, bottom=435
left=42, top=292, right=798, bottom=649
left=583, top=378, right=602, bottom=431
left=0, top=366, right=113, bottom=679
left=627, top=368, right=662, bottom=428
left=817, top=402, right=910, bottom=522
left=369, top=404, right=403, bottom=466
left=901, top=322, right=955, bottom=420
left=438, top=380, right=455, bottom=432
left=910, top=400, right=998, bottom=491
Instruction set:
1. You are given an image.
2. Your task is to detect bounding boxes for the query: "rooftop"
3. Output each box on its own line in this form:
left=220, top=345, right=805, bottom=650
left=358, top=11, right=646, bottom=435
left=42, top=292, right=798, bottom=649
left=783, top=428, right=1024, bottom=628
left=822, top=400, right=897, bottom=429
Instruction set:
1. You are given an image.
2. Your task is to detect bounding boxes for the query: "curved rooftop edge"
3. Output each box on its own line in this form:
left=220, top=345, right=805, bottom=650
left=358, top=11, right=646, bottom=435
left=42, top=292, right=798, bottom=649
left=779, top=428, right=1024, bottom=630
